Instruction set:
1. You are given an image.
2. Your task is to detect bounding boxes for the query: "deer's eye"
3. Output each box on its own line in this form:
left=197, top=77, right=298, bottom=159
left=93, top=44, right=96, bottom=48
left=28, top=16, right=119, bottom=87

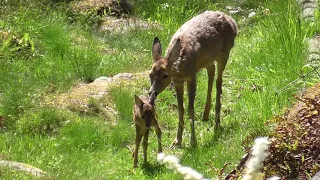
left=163, top=74, right=168, bottom=79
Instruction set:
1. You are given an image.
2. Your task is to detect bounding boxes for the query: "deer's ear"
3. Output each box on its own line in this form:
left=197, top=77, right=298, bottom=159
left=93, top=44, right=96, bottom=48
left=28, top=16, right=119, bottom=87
left=134, top=95, right=144, bottom=108
left=166, top=38, right=181, bottom=64
left=152, top=37, right=162, bottom=62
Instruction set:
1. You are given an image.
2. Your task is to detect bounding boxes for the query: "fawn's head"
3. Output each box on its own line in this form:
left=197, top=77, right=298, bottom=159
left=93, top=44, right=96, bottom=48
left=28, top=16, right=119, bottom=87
left=134, top=95, right=155, bottom=129
left=149, top=37, right=180, bottom=98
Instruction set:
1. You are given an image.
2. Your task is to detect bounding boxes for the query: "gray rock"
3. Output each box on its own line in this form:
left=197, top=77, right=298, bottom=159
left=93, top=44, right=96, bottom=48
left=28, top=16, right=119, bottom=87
left=93, top=76, right=113, bottom=83
left=302, top=1, right=317, bottom=9
left=309, top=36, right=320, bottom=54
left=113, top=72, right=133, bottom=80
left=302, top=7, right=316, bottom=20
left=100, top=17, right=162, bottom=34
left=311, top=171, right=320, bottom=180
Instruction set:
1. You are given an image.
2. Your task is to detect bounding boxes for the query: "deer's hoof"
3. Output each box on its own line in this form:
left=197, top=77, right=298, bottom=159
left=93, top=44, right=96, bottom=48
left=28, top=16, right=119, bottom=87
left=170, top=139, right=182, bottom=149
left=190, top=138, right=197, bottom=148
left=202, top=115, right=210, bottom=121
left=214, top=122, right=220, bottom=131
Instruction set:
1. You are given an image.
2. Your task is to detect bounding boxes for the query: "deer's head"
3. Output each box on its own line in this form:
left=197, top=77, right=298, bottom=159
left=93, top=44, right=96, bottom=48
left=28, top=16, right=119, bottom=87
left=149, top=37, right=180, bottom=99
left=134, top=95, right=155, bottom=129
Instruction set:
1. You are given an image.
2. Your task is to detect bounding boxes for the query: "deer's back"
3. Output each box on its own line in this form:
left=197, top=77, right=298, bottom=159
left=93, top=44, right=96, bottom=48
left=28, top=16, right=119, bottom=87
left=168, top=11, right=237, bottom=79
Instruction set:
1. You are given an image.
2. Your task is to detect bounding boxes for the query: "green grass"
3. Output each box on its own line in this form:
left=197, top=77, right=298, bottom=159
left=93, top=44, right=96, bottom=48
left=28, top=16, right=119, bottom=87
left=0, top=0, right=319, bottom=179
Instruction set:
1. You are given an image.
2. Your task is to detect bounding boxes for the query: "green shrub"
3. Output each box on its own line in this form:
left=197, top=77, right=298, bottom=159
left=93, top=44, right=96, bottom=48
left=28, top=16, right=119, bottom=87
left=16, top=108, right=68, bottom=135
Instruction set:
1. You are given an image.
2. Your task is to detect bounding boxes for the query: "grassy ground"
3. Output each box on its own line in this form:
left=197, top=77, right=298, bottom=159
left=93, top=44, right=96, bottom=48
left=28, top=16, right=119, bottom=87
left=0, top=0, right=319, bottom=179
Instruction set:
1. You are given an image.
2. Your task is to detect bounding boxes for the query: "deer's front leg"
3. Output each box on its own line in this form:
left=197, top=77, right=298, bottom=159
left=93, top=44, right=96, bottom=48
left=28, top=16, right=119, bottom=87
left=142, top=129, right=149, bottom=165
left=170, top=81, right=184, bottom=148
left=187, top=76, right=197, bottom=148
left=133, top=125, right=143, bottom=168
left=153, top=119, right=162, bottom=153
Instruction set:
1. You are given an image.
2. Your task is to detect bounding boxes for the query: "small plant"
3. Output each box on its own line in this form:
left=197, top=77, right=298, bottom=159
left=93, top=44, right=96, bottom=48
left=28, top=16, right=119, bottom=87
left=16, top=108, right=68, bottom=135
left=0, top=30, right=36, bottom=60
left=59, top=117, right=107, bottom=151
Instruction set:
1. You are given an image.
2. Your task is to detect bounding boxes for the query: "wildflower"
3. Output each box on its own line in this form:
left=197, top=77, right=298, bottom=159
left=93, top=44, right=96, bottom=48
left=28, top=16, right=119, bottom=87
left=157, top=153, right=205, bottom=180
left=157, top=153, right=165, bottom=163
left=243, top=137, right=271, bottom=180
left=161, top=3, right=169, bottom=9
left=267, top=176, right=280, bottom=180
left=178, top=166, right=203, bottom=180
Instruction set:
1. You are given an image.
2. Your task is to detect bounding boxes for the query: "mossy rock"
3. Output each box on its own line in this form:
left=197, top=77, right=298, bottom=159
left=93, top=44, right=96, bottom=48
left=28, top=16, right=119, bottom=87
left=227, top=84, right=320, bottom=179
left=263, top=84, right=320, bottom=179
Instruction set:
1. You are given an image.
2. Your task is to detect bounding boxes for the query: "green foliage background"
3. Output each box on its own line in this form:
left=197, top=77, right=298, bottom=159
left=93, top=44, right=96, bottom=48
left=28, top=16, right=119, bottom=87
left=0, top=0, right=319, bottom=179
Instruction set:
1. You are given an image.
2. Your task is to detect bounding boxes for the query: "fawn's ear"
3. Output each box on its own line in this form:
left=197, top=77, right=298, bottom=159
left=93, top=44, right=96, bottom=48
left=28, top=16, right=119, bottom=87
left=134, top=95, right=144, bottom=108
left=166, top=38, right=181, bottom=64
left=152, top=37, right=162, bottom=62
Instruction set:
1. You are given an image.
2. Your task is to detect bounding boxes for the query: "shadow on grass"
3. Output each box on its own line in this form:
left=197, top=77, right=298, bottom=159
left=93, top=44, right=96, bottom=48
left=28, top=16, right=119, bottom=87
left=142, top=162, right=165, bottom=177
left=203, top=120, right=241, bottom=148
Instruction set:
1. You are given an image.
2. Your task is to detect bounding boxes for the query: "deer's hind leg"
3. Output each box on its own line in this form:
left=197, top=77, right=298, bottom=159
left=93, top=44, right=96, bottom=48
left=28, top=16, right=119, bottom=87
left=215, top=52, right=229, bottom=129
left=153, top=119, right=162, bottom=153
left=170, top=81, right=184, bottom=148
left=203, top=63, right=216, bottom=122
left=142, top=129, right=149, bottom=165
left=133, top=125, right=143, bottom=168
left=187, top=76, right=197, bottom=148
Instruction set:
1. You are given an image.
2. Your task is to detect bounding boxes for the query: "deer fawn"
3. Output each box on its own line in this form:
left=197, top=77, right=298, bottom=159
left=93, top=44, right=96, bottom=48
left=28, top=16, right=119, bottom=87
left=132, top=95, right=162, bottom=168
left=148, top=11, right=237, bottom=148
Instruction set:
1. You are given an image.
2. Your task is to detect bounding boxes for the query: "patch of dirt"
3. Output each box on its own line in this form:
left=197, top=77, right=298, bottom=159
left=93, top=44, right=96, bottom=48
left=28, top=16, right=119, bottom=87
left=99, top=16, right=162, bottom=34
left=70, top=0, right=133, bottom=18
left=68, top=0, right=162, bottom=34
left=46, top=72, right=148, bottom=117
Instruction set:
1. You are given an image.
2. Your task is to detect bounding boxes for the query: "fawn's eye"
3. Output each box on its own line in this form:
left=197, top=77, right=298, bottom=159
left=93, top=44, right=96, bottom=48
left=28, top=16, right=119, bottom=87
left=163, top=74, right=168, bottom=79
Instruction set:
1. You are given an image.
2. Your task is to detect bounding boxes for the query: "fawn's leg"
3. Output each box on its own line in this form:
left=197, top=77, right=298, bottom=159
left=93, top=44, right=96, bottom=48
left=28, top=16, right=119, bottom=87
left=142, top=129, right=150, bottom=165
left=153, top=120, right=162, bottom=153
left=187, top=76, right=197, bottom=147
left=170, top=81, right=184, bottom=148
left=203, top=64, right=216, bottom=122
left=133, top=125, right=143, bottom=168
left=215, top=53, right=229, bottom=129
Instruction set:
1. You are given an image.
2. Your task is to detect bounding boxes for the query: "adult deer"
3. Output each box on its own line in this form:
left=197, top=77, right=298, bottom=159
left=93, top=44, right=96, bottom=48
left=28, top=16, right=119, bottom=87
left=148, top=11, right=237, bottom=148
